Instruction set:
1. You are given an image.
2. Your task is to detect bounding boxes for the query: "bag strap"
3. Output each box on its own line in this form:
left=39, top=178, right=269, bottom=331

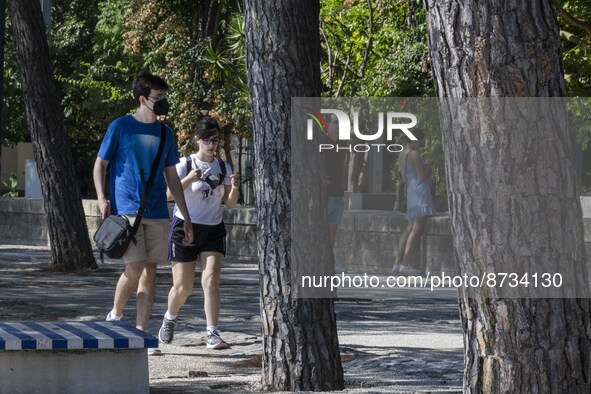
left=217, top=158, right=226, bottom=181
left=202, top=158, right=227, bottom=190
left=131, top=122, right=167, bottom=235
left=185, top=155, right=192, bottom=175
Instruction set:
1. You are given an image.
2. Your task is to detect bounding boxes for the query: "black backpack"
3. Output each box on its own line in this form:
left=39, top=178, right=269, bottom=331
left=186, top=156, right=227, bottom=189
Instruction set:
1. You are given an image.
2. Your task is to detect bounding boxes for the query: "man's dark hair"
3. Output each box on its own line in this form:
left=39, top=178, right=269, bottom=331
left=132, top=72, right=168, bottom=105
left=195, top=116, right=221, bottom=140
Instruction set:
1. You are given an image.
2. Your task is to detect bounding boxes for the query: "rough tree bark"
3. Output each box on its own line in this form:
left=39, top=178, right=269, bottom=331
left=244, top=0, right=344, bottom=390
left=424, top=0, right=591, bottom=392
left=8, top=0, right=97, bottom=271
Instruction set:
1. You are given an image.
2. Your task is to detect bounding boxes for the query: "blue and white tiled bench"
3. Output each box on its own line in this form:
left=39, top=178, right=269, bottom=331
left=0, top=321, right=158, bottom=394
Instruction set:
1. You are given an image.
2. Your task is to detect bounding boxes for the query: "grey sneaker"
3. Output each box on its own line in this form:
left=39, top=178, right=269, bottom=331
left=158, top=317, right=177, bottom=344
left=106, top=312, right=122, bottom=322
left=207, top=330, right=229, bottom=349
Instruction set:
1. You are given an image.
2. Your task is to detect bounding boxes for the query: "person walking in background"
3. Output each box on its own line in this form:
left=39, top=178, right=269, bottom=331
left=393, top=129, right=436, bottom=275
left=159, top=116, right=240, bottom=350
left=93, top=72, right=193, bottom=355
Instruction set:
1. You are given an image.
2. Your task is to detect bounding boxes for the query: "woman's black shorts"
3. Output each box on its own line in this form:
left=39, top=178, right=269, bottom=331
left=168, top=217, right=227, bottom=262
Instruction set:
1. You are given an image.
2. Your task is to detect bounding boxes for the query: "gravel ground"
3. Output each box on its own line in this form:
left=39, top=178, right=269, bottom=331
left=0, top=243, right=464, bottom=393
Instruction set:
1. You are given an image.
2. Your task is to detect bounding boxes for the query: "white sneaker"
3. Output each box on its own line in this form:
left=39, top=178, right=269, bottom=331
left=106, top=312, right=122, bottom=322
left=334, top=264, right=347, bottom=273
left=147, top=347, right=162, bottom=356
left=398, top=265, right=423, bottom=275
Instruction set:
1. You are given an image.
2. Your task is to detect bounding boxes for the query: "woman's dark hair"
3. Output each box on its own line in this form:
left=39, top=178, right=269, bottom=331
left=195, top=116, right=221, bottom=140
left=411, top=128, right=425, bottom=141
left=397, top=127, right=426, bottom=144
left=132, top=72, right=168, bottom=105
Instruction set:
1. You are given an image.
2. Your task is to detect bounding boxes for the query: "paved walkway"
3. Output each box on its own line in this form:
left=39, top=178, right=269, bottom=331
left=0, top=243, right=464, bottom=393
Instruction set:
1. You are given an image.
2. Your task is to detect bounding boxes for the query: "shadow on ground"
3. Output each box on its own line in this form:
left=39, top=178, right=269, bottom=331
left=0, top=244, right=463, bottom=393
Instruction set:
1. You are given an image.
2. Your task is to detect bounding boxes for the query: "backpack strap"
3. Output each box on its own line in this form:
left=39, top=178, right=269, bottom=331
left=217, top=158, right=226, bottom=182
left=185, top=156, right=192, bottom=176
left=186, top=157, right=222, bottom=180
left=202, top=158, right=227, bottom=190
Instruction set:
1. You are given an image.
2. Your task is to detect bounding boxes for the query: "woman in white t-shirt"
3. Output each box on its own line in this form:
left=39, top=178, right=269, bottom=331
left=159, top=116, right=240, bottom=350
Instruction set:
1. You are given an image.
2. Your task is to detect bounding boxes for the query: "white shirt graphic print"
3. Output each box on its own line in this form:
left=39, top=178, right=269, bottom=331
left=173, top=154, right=233, bottom=225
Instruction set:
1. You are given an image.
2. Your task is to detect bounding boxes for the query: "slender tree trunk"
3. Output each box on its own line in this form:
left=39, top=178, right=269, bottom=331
left=424, top=0, right=591, bottom=392
left=8, top=0, right=96, bottom=271
left=200, top=0, right=222, bottom=47
left=221, top=124, right=234, bottom=170
left=244, top=0, right=344, bottom=390
left=221, top=125, right=240, bottom=201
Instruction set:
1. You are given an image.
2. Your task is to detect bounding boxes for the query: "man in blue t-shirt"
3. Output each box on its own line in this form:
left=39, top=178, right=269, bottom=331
left=93, top=72, right=193, bottom=353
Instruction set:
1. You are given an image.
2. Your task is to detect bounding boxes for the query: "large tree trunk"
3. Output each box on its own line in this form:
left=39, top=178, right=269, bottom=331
left=8, top=0, right=97, bottom=271
left=244, top=0, right=344, bottom=391
left=424, top=0, right=591, bottom=392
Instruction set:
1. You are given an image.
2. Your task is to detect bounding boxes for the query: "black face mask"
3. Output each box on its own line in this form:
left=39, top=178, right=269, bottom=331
left=152, top=98, right=170, bottom=116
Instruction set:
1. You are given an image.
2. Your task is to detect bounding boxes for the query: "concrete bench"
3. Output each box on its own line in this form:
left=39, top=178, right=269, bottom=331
left=0, top=321, right=158, bottom=394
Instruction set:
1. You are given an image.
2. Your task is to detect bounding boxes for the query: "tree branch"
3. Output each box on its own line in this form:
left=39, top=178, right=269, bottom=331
left=335, top=48, right=352, bottom=97
left=320, top=27, right=334, bottom=91
left=552, top=0, right=591, bottom=37
left=560, top=29, right=580, bottom=44
left=358, top=0, right=373, bottom=78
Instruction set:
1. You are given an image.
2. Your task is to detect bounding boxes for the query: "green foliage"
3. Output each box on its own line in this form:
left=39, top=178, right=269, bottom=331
left=2, top=17, right=28, bottom=146
left=320, top=0, right=433, bottom=97
left=121, top=0, right=251, bottom=152
left=4, top=0, right=251, bottom=197
left=8, top=0, right=587, bottom=201
left=556, top=0, right=591, bottom=97
left=567, top=98, right=591, bottom=194
left=2, top=173, right=18, bottom=197
left=48, top=0, right=139, bottom=196
left=554, top=0, right=591, bottom=193
left=320, top=0, right=444, bottom=208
